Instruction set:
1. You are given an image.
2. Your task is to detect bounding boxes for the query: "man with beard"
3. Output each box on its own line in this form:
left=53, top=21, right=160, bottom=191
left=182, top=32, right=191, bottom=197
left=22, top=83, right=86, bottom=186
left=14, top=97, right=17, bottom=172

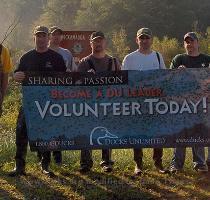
left=77, top=31, right=121, bottom=173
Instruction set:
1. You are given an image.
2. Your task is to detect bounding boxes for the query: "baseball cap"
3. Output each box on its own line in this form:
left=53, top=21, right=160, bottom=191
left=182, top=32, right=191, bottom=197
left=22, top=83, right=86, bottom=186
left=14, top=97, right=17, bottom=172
left=184, top=32, right=198, bottom=41
left=90, top=31, right=105, bottom=41
left=137, top=28, right=152, bottom=38
left=33, top=26, right=49, bottom=35
left=49, top=26, right=63, bottom=34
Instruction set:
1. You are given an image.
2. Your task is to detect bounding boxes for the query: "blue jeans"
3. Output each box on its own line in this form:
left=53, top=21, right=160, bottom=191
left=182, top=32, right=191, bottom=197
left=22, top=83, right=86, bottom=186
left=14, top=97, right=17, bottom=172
left=171, top=147, right=206, bottom=169
left=80, top=149, right=113, bottom=169
left=206, top=147, right=210, bottom=164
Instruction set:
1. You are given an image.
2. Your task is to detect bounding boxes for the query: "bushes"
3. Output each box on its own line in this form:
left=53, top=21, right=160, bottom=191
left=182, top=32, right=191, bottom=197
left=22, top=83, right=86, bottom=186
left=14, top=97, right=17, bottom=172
left=109, top=30, right=185, bottom=67
left=152, top=36, right=183, bottom=68
left=109, top=28, right=130, bottom=62
left=110, top=27, right=210, bottom=67
left=196, top=28, right=210, bottom=55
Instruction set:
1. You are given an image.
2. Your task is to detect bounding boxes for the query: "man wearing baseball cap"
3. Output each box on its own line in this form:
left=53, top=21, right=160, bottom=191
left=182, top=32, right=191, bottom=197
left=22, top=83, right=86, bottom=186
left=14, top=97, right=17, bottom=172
left=9, top=25, right=66, bottom=177
left=35, top=26, right=77, bottom=166
left=170, top=32, right=210, bottom=173
left=49, top=26, right=77, bottom=72
left=77, top=31, right=121, bottom=173
left=122, top=28, right=166, bottom=176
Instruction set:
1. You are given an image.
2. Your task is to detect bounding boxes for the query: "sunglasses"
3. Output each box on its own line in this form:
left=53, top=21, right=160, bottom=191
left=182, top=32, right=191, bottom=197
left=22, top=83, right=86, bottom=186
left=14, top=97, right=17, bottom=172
left=139, top=35, right=151, bottom=40
left=184, top=38, right=195, bottom=44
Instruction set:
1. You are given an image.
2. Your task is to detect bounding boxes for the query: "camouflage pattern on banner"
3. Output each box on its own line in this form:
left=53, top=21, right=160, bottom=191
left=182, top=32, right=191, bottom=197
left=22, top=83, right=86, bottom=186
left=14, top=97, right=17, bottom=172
left=22, top=69, right=210, bottom=151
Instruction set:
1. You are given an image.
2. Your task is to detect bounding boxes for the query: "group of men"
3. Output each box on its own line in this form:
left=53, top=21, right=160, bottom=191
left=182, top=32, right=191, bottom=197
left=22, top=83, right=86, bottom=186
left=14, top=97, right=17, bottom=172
left=1, top=25, right=210, bottom=177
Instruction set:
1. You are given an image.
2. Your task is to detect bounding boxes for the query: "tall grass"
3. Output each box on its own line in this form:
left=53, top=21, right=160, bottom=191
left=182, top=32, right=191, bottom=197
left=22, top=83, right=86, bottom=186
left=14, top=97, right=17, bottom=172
left=1, top=78, right=210, bottom=200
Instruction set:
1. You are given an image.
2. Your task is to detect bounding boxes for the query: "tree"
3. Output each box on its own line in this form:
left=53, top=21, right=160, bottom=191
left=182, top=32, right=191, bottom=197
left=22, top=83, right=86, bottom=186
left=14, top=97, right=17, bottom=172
left=152, top=36, right=183, bottom=67
left=34, top=0, right=81, bottom=29
left=0, top=0, right=46, bottom=49
left=110, top=28, right=130, bottom=61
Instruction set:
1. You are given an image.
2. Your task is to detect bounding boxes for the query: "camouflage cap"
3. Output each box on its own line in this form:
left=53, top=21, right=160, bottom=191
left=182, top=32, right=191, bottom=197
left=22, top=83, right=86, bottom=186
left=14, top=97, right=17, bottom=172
left=184, top=32, right=198, bottom=41
left=49, top=26, right=63, bottom=34
left=90, top=31, right=105, bottom=41
left=137, top=28, right=152, bottom=38
left=34, top=26, right=49, bottom=35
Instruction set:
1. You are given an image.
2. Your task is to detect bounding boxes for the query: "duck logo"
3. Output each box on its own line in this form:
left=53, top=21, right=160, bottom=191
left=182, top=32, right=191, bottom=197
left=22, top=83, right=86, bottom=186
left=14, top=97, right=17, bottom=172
left=90, top=126, right=118, bottom=145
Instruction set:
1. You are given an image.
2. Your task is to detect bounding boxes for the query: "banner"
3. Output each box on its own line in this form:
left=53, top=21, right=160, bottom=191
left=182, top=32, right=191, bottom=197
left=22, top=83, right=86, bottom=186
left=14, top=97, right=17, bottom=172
left=22, top=69, right=210, bottom=151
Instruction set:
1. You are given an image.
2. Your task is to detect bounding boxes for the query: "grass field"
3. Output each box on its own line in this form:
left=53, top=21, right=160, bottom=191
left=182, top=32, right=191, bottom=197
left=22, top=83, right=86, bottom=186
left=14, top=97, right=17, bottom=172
left=0, top=80, right=210, bottom=200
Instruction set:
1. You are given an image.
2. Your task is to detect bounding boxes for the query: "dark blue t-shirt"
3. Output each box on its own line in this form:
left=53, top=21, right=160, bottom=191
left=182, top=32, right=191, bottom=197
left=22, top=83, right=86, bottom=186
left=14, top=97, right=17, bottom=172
left=16, top=49, right=66, bottom=72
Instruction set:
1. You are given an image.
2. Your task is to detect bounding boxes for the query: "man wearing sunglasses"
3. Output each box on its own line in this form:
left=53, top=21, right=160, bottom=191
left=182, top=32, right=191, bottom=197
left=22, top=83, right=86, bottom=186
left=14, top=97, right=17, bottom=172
left=122, top=28, right=166, bottom=176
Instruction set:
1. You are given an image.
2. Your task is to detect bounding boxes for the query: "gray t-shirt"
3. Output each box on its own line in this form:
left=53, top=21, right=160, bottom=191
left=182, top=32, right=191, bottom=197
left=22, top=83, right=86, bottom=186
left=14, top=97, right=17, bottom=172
left=77, top=54, right=121, bottom=72
left=51, top=47, right=77, bottom=71
left=122, top=50, right=166, bottom=71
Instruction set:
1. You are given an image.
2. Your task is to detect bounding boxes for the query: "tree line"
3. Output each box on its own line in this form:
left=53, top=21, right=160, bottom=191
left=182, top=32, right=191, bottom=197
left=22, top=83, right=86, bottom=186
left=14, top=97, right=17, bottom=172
left=1, top=0, right=210, bottom=66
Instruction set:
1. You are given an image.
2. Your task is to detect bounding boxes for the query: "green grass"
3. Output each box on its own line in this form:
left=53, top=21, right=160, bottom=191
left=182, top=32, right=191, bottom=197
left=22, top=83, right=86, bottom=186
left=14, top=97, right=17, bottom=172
left=1, top=80, right=210, bottom=200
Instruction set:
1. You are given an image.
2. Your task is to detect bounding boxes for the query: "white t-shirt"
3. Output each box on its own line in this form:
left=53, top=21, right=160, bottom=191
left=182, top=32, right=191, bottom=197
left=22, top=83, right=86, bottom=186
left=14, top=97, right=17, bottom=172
left=52, top=47, right=77, bottom=71
left=122, top=50, right=166, bottom=71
